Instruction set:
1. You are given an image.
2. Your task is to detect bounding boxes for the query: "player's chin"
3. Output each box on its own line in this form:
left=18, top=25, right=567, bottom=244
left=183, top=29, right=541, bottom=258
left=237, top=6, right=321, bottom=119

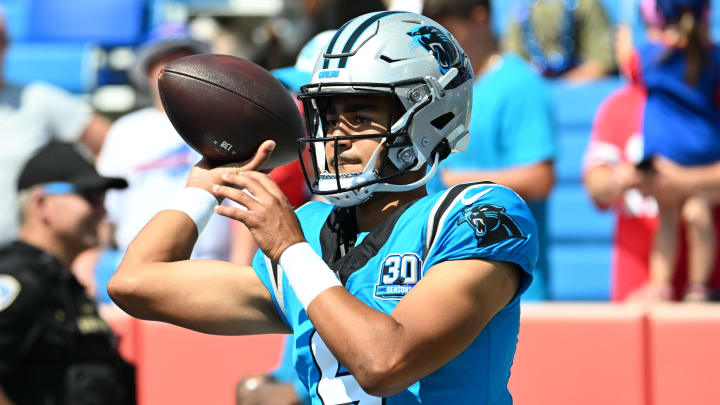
left=331, top=163, right=364, bottom=174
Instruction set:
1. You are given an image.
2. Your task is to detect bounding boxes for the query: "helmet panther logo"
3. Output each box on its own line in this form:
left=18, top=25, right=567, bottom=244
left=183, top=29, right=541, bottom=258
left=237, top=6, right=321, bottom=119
left=456, top=204, right=526, bottom=247
left=407, top=25, right=460, bottom=74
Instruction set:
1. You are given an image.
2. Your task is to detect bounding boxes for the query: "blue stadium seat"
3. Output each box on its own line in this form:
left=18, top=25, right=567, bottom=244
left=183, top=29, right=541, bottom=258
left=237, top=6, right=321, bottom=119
left=4, top=42, right=98, bottom=93
left=548, top=184, right=615, bottom=243
left=549, top=78, right=625, bottom=129
left=555, top=127, right=592, bottom=183
left=26, top=0, right=144, bottom=46
left=546, top=78, right=623, bottom=301
left=1, top=0, right=32, bottom=41
left=549, top=243, right=612, bottom=300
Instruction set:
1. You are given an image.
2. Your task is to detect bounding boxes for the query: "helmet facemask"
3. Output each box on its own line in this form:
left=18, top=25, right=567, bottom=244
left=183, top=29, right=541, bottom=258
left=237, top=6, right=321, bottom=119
left=298, top=81, right=442, bottom=207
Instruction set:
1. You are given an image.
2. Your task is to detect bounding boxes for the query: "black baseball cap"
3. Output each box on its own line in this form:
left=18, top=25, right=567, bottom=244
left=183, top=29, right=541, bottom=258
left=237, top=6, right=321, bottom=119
left=17, top=142, right=128, bottom=192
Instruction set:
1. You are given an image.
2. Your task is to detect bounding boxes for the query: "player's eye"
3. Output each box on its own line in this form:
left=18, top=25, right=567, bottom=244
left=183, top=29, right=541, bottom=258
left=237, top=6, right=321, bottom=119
left=326, top=117, right=339, bottom=129
left=353, top=115, right=372, bottom=125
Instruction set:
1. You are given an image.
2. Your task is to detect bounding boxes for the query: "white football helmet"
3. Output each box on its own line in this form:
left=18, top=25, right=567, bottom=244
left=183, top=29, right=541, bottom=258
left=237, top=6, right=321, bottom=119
left=298, top=11, right=474, bottom=207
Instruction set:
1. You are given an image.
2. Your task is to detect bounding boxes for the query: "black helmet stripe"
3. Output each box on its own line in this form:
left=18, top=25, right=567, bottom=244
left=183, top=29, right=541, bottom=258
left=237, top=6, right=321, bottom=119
left=336, top=11, right=408, bottom=69
left=322, top=19, right=354, bottom=69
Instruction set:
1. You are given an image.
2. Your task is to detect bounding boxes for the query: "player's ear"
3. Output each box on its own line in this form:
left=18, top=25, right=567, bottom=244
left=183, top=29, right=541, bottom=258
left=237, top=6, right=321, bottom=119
left=25, top=188, right=50, bottom=225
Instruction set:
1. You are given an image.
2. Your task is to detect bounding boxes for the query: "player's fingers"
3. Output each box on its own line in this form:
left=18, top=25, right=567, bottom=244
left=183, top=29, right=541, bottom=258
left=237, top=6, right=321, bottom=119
left=214, top=204, right=260, bottom=227
left=238, top=140, right=276, bottom=172
left=220, top=173, right=278, bottom=205
left=211, top=184, right=263, bottom=211
left=234, top=171, right=288, bottom=202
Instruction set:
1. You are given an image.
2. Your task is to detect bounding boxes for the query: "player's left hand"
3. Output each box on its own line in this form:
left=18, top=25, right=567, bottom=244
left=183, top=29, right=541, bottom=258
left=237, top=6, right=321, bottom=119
left=211, top=171, right=306, bottom=262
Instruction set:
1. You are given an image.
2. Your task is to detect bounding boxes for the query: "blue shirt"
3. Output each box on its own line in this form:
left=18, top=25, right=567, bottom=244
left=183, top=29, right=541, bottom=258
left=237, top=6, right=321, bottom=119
left=639, top=42, right=720, bottom=166
left=253, top=183, right=538, bottom=404
left=427, top=53, right=556, bottom=301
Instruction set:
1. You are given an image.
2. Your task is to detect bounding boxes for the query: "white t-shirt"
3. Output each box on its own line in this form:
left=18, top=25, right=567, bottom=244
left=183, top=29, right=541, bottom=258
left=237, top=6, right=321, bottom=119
left=97, top=108, right=232, bottom=260
left=0, top=82, right=92, bottom=244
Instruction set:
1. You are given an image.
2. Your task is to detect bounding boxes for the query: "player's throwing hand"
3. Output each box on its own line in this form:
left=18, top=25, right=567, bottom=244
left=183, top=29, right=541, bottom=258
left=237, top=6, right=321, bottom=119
left=212, top=171, right=306, bottom=262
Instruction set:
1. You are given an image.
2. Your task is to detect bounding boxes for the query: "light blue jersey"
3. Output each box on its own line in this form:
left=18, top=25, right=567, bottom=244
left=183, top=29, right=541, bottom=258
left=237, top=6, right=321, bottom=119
left=252, top=182, right=538, bottom=404
left=426, top=53, right=556, bottom=301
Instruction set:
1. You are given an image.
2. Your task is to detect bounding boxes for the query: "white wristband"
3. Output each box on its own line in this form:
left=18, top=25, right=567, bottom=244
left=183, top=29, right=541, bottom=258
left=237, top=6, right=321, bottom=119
left=279, top=242, right=342, bottom=309
left=166, top=187, right=218, bottom=234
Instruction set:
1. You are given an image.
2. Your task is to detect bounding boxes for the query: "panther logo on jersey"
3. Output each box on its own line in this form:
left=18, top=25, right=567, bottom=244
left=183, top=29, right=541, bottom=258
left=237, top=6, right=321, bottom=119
left=407, top=25, right=460, bottom=74
left=457, top=204, right=525, bottom=247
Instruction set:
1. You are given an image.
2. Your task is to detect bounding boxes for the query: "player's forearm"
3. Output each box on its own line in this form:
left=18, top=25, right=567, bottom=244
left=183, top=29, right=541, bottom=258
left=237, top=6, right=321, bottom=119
left=124, top=210, right=199, bottom=263
left=306, top=289, right=417, bottom=397
left=441, top=161, right=555, bottom=201
left=108, top=210, right=198, bottom=319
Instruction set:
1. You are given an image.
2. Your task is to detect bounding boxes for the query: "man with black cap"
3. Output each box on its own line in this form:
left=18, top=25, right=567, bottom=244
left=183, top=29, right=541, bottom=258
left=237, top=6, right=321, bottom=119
left=0, top=142, right=134, bottom=405
left=0, top=7, right=112, bottom=246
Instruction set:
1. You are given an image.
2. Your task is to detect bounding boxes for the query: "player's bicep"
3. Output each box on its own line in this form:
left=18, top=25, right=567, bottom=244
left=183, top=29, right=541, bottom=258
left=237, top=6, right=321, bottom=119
left=389, top=259, right=520, bottom=374
left=109, top=260, right=289, bottom=335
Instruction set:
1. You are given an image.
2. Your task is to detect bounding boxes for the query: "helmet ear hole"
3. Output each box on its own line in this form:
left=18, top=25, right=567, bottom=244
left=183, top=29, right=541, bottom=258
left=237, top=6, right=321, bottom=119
left=430, top=112, right=455, bottom=130
left=431, top=139, right=451, bottom=162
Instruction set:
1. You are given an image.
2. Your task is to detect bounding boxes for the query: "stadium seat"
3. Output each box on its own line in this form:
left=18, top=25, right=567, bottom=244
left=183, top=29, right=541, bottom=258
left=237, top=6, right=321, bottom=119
left=545, top=78, right=624, bottom=300
left=1, top=0, right=31, bottom=41
left=549, top=244, right=612, bottom=300
left=26, top=0, right=144, bottom=46
left=554, top=127, right=591, bottom=183
left=4, top=42, right=99, bottom=93
left=549, top=78, right=625, bottom=128
left=547, top=184, right=615, bottom=242
left=509, top=303, right=647, bottom=405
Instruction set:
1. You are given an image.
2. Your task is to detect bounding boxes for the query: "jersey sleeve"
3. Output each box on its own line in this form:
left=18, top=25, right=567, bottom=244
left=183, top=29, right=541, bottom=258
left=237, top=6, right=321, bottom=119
left=423, top=184, right=539, bottom=296
left=0, top=271, right=45, bottom=378
left=251, top=250, right=291, bottom=330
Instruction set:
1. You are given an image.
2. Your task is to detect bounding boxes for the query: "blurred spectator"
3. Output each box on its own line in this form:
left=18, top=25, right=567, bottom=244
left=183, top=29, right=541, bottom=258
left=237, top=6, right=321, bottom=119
left=0, top=9, right=111, bottom=245
left=235, top=336, right=306, bottom=405
left=502, top=0, right=615, bottom=82
left=0, top=142, right=134, bottom=405
left=583, top=85, right=661, bottom=301
left=584, top=0, right=720, bottom=302
left=584, top=84, right=720, bottom=301
left=423, top=0, right=557, bottom=300
left=251, top=0, right=385, bottom=70
left=303, top=0, right=386, bottom=33
left=626, top=0, right=720, bottom=301
left=97, top=24, right=243, bottom=263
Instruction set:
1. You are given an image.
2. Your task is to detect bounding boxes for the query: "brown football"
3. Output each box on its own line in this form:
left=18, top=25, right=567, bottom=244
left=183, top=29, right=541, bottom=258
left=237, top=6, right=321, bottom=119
left=158, top=54, right=304, bottom=168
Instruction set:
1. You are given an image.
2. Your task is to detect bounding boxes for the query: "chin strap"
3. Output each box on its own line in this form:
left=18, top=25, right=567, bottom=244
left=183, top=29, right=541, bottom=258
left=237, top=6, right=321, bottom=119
left=375, top=152, right=440, bottom=193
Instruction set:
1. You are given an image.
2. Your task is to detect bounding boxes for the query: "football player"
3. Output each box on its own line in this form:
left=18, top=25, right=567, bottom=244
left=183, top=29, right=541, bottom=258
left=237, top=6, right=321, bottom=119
left=109, top=11, right=538, bottom=404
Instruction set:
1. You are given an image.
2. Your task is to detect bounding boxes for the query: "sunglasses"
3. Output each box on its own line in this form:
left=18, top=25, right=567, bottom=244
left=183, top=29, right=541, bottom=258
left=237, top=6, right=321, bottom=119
left=41, top=182, right=105, bottom=204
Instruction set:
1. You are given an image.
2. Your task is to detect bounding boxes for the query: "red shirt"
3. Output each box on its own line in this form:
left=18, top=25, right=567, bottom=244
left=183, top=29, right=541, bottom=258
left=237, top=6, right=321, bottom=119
left=585, top=85, right=720, bottom=301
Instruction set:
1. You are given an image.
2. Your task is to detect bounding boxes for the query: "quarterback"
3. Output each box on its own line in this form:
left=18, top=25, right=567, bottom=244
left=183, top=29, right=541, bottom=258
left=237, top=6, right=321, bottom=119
left=109, top=11, right=538, bottom=404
